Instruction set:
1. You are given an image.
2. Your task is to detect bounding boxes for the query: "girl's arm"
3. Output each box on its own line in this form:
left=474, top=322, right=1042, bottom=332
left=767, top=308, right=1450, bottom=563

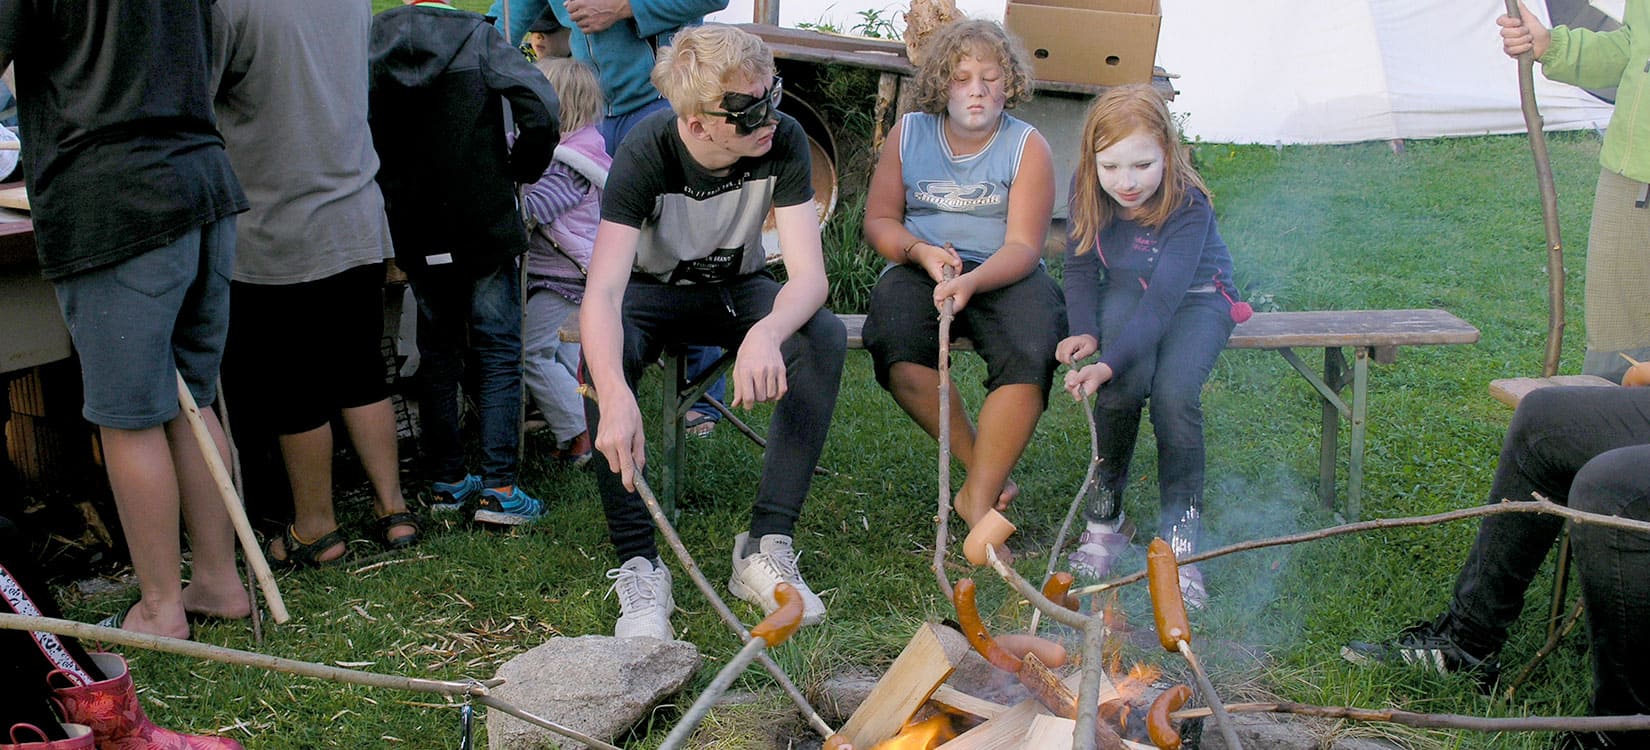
left=1058, top=225, right=1103, bottom=365
left=1096, top=193, right=1217, bottom=375
left=521, top=162, right=590, bottom=226
left=936, top=129, right=1055, bottom=312
left=863, top=120, right=962, bottom=282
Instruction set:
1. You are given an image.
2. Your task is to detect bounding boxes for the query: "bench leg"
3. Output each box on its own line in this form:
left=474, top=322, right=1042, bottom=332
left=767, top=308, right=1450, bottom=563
left=1316, top=348, right=1344, bottom=511
left=1347, top=346, right=1370, bottom=520
left=658, top=352, right=686, bottom=519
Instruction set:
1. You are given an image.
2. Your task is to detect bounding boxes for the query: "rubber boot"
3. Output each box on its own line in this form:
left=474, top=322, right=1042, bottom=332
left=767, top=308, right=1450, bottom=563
left=48, top=653, right=244, bottom=750
left=1, top=723, right=93, bottom=749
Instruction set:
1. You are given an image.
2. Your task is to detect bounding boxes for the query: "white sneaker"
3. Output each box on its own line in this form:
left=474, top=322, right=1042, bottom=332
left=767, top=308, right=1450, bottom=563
left=729, top=532, right=826, bottom=626
left=606, top=556, right=675, bottom=640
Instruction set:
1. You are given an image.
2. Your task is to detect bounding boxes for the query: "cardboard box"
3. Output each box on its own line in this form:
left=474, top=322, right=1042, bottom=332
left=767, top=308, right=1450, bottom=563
left=1006, top=0, right=1161, bottom=87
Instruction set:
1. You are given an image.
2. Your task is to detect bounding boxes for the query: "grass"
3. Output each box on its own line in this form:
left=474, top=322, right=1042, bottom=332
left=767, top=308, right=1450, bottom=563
left=54, top=31, right=1610, bottom=745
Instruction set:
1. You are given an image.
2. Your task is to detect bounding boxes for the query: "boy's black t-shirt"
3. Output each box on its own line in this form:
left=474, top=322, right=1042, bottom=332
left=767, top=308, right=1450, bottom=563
left=0, top=0, right=246, bottom=280
left=602, top=108, right=814, bottom=285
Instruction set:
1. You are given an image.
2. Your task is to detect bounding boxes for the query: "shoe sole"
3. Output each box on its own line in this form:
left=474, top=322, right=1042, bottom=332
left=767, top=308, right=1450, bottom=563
left=473, top=509, right=541, bottom=526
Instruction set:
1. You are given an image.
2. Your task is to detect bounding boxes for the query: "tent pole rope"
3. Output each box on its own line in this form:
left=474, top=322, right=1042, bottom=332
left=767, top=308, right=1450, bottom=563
left=1504, top=0, right=1565, bottom=377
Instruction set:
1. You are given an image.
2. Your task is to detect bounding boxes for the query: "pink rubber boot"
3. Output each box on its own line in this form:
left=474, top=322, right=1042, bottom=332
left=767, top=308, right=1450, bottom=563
left=1, top=723, right=94, bottom=750
left=48, top=653, right=244, bottom=750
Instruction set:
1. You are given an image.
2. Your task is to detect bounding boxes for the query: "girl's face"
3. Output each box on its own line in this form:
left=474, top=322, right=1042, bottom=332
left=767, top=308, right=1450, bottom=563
left=945, top=53, right=1007, bottom=136
left=1094, top=129, right=1165, bottom=219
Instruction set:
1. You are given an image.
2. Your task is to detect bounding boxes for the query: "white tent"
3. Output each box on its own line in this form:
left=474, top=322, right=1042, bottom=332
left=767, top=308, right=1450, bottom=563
left=1155, top=0, right=1617, bottom=144
left=712, top=0, right=1621, bottom=145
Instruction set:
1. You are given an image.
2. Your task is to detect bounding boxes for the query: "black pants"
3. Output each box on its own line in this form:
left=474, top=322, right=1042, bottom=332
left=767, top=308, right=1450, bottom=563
left=587, top=274, right=846, bottom=563
left=1443, top=387, right=1650, bottom=733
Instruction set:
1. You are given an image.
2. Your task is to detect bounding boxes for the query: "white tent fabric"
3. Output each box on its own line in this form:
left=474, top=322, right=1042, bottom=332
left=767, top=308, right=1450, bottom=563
left=1155, top=0, right=1617, bottom=144
left=713, top=0, right=1624, bottom=145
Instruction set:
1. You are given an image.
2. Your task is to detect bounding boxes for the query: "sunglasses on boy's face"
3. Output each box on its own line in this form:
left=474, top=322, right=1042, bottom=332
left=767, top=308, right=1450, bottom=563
left=707, top=77, right=783, bottom=136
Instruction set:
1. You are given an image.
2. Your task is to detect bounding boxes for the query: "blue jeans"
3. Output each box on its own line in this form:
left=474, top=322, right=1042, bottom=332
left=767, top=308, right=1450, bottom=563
left=1090, top=291, right=1233, bottom=554
left=1443, top=387, right=1650, bottom=733
left=409, top=261, right=523, bottom=487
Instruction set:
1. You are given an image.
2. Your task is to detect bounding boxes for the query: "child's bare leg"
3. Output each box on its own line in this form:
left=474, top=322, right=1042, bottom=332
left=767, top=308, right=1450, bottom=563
left=99, top=425, right=189, bottom=639
left=955, top=384, right=1040, bottom=523
left=270, top=424, right=346, bottom=562
left=885, top=362, right=1021, bottom=524
left=341, top=398, right=413, bottom=541
left=167, top=408, right=252, bottom=620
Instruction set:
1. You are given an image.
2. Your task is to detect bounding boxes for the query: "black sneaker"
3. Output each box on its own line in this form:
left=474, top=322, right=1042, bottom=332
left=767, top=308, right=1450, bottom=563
left=1341, top=618, right=1501, bottom=686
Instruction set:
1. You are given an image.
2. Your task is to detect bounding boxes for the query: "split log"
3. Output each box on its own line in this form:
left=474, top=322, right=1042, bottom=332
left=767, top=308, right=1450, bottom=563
left=838, top=622, right=973, bottom=747
left=931, top=685, right=1007, bottom=722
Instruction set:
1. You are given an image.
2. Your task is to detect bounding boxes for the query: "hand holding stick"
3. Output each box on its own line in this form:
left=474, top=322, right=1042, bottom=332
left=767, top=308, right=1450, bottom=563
left=175, top=371, right=289, bottom=624
left=1147, top=538, right=1240, bottom=750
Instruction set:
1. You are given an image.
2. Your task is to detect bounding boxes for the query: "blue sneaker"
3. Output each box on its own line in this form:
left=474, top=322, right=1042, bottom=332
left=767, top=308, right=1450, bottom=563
left=428, top=474, right=481, bottom=513
left=473, top=485, right=545, bottom=526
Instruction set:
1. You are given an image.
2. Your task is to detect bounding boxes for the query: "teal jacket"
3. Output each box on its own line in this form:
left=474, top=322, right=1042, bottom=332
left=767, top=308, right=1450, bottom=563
left=1542, top=0, right=1650, bottom=181
left=487, top=0, right=726, bottom=117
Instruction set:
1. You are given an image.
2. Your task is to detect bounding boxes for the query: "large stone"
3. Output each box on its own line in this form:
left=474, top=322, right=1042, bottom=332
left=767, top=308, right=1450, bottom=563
left=487, top=635, right=700, bottom=749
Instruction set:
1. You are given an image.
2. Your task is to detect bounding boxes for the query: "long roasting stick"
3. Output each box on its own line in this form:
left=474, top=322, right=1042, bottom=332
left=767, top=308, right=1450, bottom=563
left=657, top=584, right=806, bottom=750
left=577, top=385, right=835, bottom=739
left=934, top=260, right=958, bottom=600
left=1168, top=702, right=1650, bottom=735
left=1504, top=0, right=1565, bottom=377
left=176, top=371, right=289, bottom=624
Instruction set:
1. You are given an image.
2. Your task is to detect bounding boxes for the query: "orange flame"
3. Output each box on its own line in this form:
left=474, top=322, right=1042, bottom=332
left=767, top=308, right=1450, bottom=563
left=869, top=713, right=956, bottom=750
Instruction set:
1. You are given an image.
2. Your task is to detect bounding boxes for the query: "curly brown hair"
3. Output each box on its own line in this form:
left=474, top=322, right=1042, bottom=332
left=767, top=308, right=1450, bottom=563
left=908, top=19, right=1035, bottom=114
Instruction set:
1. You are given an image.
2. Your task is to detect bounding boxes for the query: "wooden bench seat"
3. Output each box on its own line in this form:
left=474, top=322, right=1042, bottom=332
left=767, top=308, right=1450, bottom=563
left=567, top=308, right=1480, bottom=519
left=1488, top=375, right=1616, bottom=408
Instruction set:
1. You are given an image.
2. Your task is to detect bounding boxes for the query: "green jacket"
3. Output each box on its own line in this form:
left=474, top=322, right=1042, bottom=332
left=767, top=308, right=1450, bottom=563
left=1543, top=1, right=1650, bottom=181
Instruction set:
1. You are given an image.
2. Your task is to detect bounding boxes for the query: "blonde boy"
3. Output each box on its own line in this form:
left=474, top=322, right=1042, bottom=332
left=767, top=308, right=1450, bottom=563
left=580, top=24, right=844, bottom=640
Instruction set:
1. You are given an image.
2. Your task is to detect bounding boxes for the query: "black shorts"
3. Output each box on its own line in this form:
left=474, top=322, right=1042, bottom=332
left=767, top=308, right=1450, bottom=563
left=862, top=262, right=1065, bottom=395
left=222, top=263, right=391, bottom=435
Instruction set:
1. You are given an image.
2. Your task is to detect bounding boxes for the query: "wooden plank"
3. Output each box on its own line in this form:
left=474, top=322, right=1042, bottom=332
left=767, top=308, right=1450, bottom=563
left=1489, top=374, right=1617, bottom=408
left=930, top=685, right=1008, bottom=722
left=938, top=671, right=1126, bottom=750
left=839, top=622, right=973, bottom=748
left=0, top=185, right=28, bottom=211
left=1226, top=309, right=1479, bottom=349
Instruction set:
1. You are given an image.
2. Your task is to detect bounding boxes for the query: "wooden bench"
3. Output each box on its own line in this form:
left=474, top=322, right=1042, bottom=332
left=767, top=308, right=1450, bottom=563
left=570, top=308, right=1479, bottom=520
left=1488, top=374, right=1616, bottom=408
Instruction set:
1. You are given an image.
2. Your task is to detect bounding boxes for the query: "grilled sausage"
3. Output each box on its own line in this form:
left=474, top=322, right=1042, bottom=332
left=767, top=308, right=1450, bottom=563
left=1147, top=538, right=1190, bottom=652
left=1146, top=684, right=1193, bottom=750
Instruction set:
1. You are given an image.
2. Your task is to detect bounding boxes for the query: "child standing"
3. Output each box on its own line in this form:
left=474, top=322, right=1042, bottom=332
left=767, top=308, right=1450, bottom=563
left=369, top=0, right=560, bottom=525
left=521, top=58, right=609, bottom=467
left=1058, top=84, right=1248, bottom=608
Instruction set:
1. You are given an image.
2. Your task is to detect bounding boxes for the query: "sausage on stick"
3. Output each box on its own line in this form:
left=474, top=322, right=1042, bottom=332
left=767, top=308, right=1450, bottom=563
left=1147, top=538, right=1242, bottom=750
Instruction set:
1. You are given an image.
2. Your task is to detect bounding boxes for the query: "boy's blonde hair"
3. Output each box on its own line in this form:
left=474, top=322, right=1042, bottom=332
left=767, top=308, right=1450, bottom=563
left=1068, top=84, right=1208, bottom=252
left=909, top=19, right=1035, bottom=114
left=536, top=57, right=603, bottom=134
left=651, top=24, right=774, bottom=117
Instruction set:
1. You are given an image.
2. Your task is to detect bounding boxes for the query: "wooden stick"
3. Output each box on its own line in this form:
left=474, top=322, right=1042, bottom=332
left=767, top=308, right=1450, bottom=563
left=934, top=261, right=958, bottom=601
left=1621, top=352, right=1642, bottom=367
left=701, top=394, right=834, bottom=476
left=175, top=371, right=289, bottom=623
left=1034, top=387, right=1098, bottom=634
left=1168, top=700, right=1650, bottom=734
left=212, top=379, right=264, bottom=645
left=577, top=385, right=835, bottom=739
left=1503, top=595, right=1586, bottom=700
left=1176, top=639, right=1242, bottom=750
left=0, top=141, right=17, bottom=150
left=1070, top=498, right=1650, bottom=598
left=1504, top=0, right=1565, bottom=377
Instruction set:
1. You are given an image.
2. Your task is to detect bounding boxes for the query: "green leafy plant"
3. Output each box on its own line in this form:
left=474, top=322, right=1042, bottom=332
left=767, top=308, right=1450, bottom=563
left=851, top=7, right=903, bottom=39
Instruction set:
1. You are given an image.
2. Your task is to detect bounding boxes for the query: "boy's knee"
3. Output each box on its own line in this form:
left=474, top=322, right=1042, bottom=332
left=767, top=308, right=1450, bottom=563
left=1571, top=446, right=1650, bottom=519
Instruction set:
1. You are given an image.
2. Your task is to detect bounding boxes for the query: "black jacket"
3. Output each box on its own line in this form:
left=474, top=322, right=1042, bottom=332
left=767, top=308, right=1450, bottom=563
left=369, top=4, right=559, bottom=277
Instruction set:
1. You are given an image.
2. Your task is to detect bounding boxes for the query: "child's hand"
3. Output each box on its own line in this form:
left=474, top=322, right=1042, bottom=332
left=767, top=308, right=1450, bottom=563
left=1056, top=334, right=1098, bottom=364
left=1064, top=362, right=1113, bottom=398
left=731, top=323, right=788, bottom=407
left=933, top=272, right=979, bottom=313
left=910, top=241, right=962, bottom=284
left=593, top=390, right=647, bottom=491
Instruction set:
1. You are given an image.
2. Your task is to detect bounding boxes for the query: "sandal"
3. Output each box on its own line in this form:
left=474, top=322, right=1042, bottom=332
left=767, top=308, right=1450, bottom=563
left=1067, top=514, right=1135, bottom=581
left=374, top=511, right=420, bottom=550
left=267, top=525, right=348, bottom=569
left=684, top=410, right=718, bottom=438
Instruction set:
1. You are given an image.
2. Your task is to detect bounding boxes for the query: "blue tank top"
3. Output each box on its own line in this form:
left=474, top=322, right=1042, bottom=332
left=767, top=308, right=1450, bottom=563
left=899, top=111, right=1036, bottom=266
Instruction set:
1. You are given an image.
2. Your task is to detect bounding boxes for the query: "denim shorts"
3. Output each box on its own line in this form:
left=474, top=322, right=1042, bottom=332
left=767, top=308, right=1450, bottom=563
left=53, top=217, right=236, bottom=430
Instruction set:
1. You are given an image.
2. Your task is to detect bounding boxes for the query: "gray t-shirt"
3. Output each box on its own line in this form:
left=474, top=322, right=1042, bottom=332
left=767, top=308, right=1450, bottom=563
left=210, top=0, right=393, bottom=285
